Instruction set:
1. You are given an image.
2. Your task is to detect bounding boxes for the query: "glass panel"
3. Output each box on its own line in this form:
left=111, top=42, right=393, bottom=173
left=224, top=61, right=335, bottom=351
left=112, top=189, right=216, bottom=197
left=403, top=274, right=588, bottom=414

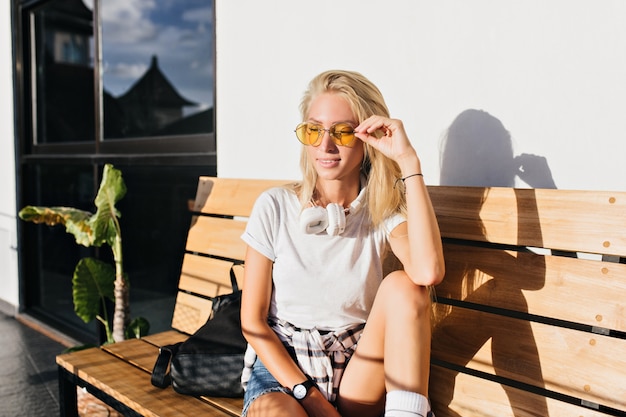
left=115, top=164, right=216, bottom=334
left=101, top=0, right=215, bottom=139
left=22, top=164, right=98, bottom=341
left=31, top=0, right=95, bottom=144
left=23, top=162, right=215, bottom=343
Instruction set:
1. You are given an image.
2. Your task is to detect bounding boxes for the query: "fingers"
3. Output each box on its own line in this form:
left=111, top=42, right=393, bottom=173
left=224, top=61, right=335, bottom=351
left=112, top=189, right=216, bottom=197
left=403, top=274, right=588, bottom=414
left=355, top=116, right=401, bottom=140
left=355, top=116, right=413, bottom=158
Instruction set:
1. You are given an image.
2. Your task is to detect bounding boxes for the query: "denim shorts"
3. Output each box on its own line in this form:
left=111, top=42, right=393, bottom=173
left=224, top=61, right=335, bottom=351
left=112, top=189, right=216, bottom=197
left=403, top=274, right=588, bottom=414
left=242, top=355, right=435, bottom=417
left=241, top=356, right=290, bottom=417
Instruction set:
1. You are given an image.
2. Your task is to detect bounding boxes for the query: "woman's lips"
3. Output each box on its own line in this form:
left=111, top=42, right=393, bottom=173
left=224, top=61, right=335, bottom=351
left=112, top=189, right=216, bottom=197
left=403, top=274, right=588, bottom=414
left=317, top=158, right=340, bottom=168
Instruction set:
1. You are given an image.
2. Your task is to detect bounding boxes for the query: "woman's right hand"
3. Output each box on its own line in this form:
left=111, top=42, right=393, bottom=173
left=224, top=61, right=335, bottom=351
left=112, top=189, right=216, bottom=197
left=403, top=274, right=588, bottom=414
left=354, top=115, right=418, bottom=169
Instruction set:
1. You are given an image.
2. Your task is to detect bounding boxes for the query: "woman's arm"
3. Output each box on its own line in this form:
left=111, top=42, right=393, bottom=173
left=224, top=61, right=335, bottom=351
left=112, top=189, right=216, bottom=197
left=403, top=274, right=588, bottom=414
left=241, top=246, right=307, bottom=386
left=240, top=246, right=341, bottom=417
left=355, top=117, right=445, bottom=286
left=387, top=169, right=445, bottom=286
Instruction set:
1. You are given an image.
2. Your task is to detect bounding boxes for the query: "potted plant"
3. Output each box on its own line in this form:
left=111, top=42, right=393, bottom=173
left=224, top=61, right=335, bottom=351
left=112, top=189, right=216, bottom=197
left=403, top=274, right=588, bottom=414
left=19, top=163, right=148, bottom=344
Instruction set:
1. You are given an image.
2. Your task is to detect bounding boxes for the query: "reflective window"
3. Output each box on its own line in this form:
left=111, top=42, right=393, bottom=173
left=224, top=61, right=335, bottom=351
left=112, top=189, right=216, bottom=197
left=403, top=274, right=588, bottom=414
left=101, top=0, right=214, bottom=139
left=28, top=0, right=214, bottom=145
left=17, top=0, right=216, bottom=343
left=31, top=0, right=95, bottom=143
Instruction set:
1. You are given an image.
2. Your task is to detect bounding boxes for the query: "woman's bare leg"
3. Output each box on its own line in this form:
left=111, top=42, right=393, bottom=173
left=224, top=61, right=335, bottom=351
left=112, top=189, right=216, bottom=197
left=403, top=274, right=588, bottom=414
left=246, top=392, right=308, bottom=417
left=337, top=270, right=432, bottom=417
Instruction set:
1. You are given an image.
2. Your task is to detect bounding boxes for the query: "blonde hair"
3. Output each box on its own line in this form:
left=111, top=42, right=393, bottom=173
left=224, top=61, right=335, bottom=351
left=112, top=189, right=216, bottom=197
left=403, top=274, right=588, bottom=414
left=295, top=70, right=406, bottom=227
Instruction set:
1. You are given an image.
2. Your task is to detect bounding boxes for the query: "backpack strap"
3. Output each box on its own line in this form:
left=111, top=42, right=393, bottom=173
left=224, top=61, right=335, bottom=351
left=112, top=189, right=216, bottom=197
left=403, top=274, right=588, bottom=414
left=230, top=265, right=240, bottom=292
left=151, top=342, right=182, bottom=388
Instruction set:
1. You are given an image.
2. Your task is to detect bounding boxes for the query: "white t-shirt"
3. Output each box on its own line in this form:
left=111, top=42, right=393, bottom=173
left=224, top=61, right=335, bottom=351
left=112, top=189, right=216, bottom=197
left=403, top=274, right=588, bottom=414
left=241, top=186, right=405, bottom=331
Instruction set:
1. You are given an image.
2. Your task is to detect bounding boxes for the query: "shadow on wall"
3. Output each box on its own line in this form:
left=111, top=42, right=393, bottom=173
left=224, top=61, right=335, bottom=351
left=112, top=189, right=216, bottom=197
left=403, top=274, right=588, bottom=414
left=432, top=109, right=554, bottom=416
left=439, top=109, right=556, bottom=189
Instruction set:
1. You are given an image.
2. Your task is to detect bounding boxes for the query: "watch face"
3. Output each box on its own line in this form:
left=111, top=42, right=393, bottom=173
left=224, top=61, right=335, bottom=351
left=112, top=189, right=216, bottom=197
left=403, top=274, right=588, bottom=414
left=293, top=384, right=307, bottom=400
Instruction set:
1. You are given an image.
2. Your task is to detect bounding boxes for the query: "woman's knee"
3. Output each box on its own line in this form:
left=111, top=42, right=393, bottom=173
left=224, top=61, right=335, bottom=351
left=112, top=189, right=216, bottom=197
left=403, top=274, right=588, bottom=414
left=379, top=270, right=432, bottom=317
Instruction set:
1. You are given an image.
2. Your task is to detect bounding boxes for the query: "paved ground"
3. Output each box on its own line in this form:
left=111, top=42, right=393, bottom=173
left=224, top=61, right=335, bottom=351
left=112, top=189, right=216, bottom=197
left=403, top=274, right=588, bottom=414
left=0, top=312, right=123, bottom=417
left=0, top=312, right=66, bottom=417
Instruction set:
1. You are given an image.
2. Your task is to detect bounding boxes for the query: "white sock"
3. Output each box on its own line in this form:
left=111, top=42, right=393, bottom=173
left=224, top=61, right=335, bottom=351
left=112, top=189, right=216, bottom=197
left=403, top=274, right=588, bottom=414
left=384, top=390, right=430, bottom=417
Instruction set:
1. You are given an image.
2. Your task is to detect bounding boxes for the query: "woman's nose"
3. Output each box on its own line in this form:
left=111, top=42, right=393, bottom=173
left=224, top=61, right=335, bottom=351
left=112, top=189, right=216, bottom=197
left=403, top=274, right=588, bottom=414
left=319, top=130, right=338, bottom=151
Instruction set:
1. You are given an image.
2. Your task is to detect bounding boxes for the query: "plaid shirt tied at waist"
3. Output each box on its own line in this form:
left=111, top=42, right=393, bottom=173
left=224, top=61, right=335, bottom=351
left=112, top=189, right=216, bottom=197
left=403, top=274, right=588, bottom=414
left=241, top=319, right=365, bottom=402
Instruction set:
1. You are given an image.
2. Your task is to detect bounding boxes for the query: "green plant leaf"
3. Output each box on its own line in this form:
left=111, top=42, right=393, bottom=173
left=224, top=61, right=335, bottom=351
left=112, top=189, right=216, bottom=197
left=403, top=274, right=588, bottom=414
left=125, top=317, right=151, bottom=339
left=89, top=164, right=127, bottom=248
left=73, top=257, right=115, bottom=323
left=18, top=206, right=95, bottom=247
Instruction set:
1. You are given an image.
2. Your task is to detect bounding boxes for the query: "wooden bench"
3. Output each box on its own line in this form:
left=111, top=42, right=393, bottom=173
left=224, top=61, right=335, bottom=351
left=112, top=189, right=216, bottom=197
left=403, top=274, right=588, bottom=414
left=428, top=187, right=626, bottom=417
left=56, top=178, right=626, bottom=417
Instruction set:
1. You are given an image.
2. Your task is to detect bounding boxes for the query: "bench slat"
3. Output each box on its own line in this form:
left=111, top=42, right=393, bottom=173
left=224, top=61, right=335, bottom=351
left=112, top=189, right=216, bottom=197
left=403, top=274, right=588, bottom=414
left=57, top=348, right=234, bottom=417
left=142, top=330, right=189, bottom=347
left=193, top=177, right=293, bottom=216
left=430, top=365, right=610, bottom=417
left=436, top=243, right=626, bottom=332
left=432, top=305, right=626, bottom=411
left=103, top=338, right=159, bottom=373
left=429, top=187, right=626, bottom=256
left=186, top=216, right=248, bottom=261
left=179, top=254, right=236, bottom=298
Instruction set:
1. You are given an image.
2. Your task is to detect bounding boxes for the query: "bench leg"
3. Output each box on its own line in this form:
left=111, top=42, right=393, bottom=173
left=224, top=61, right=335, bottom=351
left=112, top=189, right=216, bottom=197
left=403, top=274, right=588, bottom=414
left=58, top=366, right=78, bottom=417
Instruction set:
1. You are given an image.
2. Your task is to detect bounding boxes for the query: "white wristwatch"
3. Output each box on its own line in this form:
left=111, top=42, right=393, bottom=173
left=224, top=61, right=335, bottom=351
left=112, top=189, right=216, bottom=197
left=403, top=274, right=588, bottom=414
left=292, top=379, right=315, bottom=400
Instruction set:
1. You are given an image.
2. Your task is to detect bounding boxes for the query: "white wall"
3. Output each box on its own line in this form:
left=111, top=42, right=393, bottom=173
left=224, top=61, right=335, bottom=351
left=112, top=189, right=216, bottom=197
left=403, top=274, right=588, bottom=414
left=2, top=0, right=625, bottom=312
left=0, top=2, right=18, bottom=313
left=216, top=0, right=626, bottom=191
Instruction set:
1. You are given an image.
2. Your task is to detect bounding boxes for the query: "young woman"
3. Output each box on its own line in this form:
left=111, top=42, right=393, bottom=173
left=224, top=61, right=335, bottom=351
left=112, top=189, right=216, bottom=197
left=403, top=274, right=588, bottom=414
left=240, top=70, right=444, bottom=417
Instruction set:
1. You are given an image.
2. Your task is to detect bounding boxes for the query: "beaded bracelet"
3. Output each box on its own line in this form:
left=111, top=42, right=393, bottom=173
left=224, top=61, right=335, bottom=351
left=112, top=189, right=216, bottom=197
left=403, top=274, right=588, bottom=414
left=394, top=173, right=423, bottom=189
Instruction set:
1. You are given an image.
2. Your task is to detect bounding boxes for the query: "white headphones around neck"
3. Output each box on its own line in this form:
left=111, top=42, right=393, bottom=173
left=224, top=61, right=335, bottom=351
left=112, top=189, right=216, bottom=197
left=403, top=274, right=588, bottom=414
left=299, top=186, right=366, bottom=236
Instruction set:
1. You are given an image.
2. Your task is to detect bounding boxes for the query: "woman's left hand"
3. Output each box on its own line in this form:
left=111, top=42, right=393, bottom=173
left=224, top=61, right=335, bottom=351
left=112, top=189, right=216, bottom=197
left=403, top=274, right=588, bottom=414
left=354, top=116, right=417, bottom=164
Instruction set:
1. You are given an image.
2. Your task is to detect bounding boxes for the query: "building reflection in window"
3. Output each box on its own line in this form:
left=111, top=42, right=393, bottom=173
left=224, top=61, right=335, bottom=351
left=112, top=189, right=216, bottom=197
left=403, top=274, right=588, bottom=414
left=32, top=0, right=214, bottom=144
left=101, top=0, right=214, bottom=139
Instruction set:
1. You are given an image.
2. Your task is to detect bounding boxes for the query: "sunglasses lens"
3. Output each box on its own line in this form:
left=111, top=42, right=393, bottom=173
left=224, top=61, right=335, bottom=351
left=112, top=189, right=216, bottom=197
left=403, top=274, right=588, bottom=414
left=331, top=123, right=356, bottom=146
left=295, top=123, right=322, bottom=146
left=295, top=123, right=313, bottom=145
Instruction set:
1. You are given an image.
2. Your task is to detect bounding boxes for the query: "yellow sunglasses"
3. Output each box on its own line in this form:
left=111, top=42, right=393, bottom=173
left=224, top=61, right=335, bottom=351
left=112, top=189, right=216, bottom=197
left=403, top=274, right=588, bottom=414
left=294, top=122, right=357, bottom=147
